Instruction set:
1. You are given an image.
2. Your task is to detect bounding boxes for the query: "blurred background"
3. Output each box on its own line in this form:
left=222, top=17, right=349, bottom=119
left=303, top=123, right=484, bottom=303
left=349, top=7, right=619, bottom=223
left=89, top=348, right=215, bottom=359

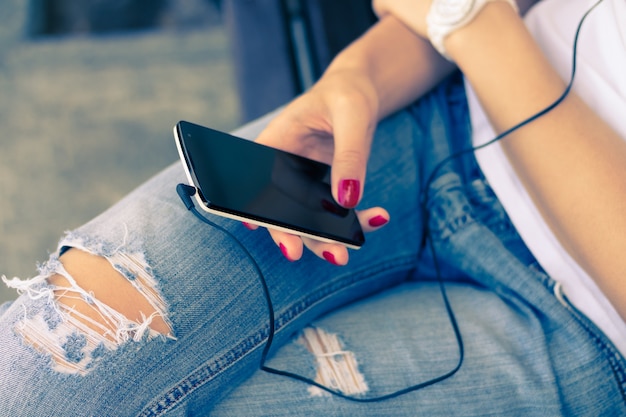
left=0, top=0, right=375, bottom=303
left=0, top=0, right=239, bottom=303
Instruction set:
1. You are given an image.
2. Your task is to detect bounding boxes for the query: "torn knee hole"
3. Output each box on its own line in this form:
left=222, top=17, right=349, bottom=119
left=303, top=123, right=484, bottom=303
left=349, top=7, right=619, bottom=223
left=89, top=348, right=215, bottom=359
left=6, top=247, right=174, bottom=375
left=298, top=327, right=369, bottom=397
left=52, top=249, right=172, bottom=337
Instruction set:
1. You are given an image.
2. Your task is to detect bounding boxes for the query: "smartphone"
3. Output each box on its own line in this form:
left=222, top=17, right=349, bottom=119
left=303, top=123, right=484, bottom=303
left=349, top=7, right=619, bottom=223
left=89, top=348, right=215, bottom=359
left=174, top=120, right=365, bottom=249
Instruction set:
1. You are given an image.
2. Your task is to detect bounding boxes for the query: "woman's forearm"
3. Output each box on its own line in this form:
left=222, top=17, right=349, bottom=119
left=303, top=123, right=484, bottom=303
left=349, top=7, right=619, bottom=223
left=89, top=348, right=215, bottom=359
left=323, top=15, right=455, bottom=120
left=447, top=3, right=626, bottom=319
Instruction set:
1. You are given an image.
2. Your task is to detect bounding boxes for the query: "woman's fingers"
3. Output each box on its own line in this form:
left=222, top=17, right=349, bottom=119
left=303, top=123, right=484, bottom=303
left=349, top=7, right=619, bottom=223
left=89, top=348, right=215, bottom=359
left=302, top=207, right=390, bottom=265
left=267, top=229, right=305, bottom=262
left=299, top=236, right=349, bottom=266
left=358, top=206, right=390, bottom=232
left=253, top=97, right=334, bottom=163
left=329, top=90, right=377, bottom=209
left=239, top=70, right=383, bottom=263
left=260, top=206, right=390, bottom=265
left=241, top=222, right=259, bottom=231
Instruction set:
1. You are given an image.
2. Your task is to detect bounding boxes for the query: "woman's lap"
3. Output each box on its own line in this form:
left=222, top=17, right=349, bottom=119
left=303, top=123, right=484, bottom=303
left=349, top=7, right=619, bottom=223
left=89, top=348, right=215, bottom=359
left=0, top=99, right=426, bottom=415
left=212, top=281, right=564, bottom=416
left=1, top=75, right=625, bottom=416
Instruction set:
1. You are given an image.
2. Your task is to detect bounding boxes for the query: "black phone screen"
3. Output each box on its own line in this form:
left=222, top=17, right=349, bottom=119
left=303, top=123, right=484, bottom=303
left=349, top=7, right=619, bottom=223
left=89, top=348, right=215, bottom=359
left=176, top=121, right=365, bottom=247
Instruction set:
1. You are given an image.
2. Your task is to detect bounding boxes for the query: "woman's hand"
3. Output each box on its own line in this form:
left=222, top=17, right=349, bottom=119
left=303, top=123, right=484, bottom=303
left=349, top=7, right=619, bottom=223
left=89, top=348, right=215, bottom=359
left=372, top=0, right=431, bottom=39
left=247, top=68, right=389, bottom=265
left=257, top=69, right=378, bottom=208
left=373, top=0, right=539, bottom=52
left=240, top=13, right=458, bottom=265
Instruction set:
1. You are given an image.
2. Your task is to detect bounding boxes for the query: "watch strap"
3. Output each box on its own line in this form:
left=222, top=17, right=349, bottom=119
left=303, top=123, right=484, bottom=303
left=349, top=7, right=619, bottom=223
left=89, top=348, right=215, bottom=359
left=427, top=0, right=519, bottom=60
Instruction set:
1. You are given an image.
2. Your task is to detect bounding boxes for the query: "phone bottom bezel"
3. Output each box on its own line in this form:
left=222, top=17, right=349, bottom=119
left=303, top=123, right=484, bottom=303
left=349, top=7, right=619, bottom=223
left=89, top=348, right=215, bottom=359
left=191, top=193, right=363, bottom=250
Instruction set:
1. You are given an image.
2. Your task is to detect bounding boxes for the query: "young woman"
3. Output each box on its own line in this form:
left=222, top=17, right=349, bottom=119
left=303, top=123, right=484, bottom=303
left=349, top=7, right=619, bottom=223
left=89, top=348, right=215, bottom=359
left=2, top=0, right=625, bottom=415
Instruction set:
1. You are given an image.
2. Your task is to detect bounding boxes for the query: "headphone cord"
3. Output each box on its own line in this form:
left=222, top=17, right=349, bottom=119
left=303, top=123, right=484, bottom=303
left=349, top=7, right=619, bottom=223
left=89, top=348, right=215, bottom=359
left=175, top=0, right=604, bottom=402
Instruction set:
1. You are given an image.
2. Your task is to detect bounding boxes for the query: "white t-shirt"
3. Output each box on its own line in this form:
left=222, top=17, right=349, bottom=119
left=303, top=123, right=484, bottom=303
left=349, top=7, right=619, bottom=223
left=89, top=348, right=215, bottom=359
left=467, top=0, right=626, bottom=355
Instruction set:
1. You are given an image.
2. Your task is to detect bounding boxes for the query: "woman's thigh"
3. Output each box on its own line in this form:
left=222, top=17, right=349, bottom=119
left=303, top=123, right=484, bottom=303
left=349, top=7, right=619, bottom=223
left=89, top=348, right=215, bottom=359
left=212, top=259, right=626, bottom=416
left=211, top=281, right=566, bottom=416
left=0, top=109, right=426, bottom=416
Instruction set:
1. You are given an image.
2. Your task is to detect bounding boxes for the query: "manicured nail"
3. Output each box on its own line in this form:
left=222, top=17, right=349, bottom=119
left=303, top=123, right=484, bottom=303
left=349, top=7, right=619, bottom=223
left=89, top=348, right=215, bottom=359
left=322, top=251, right=339, bottom=266
left=279, top=243, right=294, bottom=262
left=242, top=222, right=254, bottom=230
left=338, top=179, right=360, bottom=208
left=368, top=215, right=388, bottom=227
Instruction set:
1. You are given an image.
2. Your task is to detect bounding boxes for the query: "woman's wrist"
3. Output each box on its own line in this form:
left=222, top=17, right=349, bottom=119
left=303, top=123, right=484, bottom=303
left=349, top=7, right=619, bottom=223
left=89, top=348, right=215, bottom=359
left=427, top=0, right=519, bottom=59
left=443, top=2, right=565, bottom=130
left=325, top=16, right=455, bottom=120
left=444, top=1, right=523, bottom=62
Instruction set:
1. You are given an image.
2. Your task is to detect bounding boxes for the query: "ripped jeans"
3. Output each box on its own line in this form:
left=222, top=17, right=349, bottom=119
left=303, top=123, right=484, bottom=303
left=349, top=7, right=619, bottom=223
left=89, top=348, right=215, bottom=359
left=1, top=75, right=625, bottom=416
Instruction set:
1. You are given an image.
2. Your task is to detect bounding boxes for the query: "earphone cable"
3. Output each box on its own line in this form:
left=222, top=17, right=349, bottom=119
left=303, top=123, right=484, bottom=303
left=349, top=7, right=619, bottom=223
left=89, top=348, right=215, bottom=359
left=174, top=0, right=604, bottom=402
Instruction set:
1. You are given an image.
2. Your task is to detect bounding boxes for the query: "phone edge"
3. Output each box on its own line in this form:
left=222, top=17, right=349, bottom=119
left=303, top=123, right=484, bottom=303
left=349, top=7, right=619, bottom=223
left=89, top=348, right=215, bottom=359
left=173, top=121, right=362, bottom=250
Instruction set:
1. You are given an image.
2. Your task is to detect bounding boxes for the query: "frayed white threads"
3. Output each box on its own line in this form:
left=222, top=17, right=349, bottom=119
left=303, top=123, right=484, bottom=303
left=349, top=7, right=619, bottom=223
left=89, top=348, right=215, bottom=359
left=298, top=327, right=369, bottom=397
left=2, top=244, right=174, bottom=376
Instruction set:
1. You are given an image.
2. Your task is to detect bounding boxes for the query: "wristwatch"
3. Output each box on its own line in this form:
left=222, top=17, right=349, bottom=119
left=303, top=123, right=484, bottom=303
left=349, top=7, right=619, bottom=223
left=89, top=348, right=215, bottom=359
left=426, top=0, right=519, bottom=60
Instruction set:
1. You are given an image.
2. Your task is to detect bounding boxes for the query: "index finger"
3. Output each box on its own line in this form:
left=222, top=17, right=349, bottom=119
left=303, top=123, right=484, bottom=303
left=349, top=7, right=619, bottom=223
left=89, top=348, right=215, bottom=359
left=329, top=97, right=377, bottom=208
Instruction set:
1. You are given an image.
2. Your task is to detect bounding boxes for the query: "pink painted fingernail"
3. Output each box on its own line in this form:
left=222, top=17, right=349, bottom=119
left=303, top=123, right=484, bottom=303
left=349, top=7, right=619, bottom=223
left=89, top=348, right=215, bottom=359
left=368, top=215, right=388, bottom=227
left=338, top=179, right=360, bottom=208
left=322, top=251, right=339, bottom=266
left=279, top=243, right=294, bottom=262
left=242, top=222, right=254, bottom=230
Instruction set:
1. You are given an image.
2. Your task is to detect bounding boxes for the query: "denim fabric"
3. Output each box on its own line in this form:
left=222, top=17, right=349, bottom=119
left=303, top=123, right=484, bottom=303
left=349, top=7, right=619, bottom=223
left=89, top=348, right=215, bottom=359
left=1, top=74, right=624, bottom=416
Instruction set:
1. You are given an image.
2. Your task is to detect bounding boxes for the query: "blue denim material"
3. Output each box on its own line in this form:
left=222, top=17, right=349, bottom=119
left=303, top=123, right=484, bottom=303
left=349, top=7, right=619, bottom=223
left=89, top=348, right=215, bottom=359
left=1, top=74, right=625, bottom=416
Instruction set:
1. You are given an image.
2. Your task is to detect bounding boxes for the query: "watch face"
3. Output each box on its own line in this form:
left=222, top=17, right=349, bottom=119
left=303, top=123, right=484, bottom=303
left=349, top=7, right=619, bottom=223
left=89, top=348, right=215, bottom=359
left=431, top=0, right=477, bottom=25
